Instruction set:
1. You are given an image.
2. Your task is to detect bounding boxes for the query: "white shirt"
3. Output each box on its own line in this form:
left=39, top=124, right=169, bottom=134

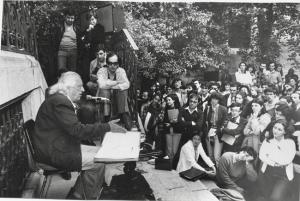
left=176, top=140, right=214, bottom=172
left=97, top=67, right=130, bottom=91
left=259, top=138, right=296, bottom=180
left=235, top=71, right=253, bottom=86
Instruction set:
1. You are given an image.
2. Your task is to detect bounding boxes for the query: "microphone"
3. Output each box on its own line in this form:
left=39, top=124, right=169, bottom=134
left=86, top=95, right=110, bottom=102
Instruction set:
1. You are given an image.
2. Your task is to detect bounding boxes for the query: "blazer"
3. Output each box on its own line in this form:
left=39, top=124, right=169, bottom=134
left=33, top=93, right=110, bottom=171
left=222, top=116, right=247, bottom=137
left=203, top=104, right=228, bottom=139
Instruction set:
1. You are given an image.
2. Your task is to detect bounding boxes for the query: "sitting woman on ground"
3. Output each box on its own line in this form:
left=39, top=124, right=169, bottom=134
left=177, top=133, right=216, bottom=176
left=242, top=99, right=271, bottom=153
left=257, top=120, right=296, bottom=201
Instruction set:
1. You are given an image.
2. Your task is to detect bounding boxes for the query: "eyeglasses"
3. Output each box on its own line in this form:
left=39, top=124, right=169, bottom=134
left=97, top=52, right=104, bottom=55
left=107, top=61, right=119, bottom=66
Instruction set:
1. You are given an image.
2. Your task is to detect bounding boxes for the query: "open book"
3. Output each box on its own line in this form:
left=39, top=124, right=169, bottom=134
left=94, top=131, right=141, bottom=162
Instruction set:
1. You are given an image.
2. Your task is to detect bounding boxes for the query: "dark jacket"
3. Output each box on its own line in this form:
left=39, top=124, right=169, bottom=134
left=54, top=23, right=81, bottom=52
left=33, top=93, right=110, bottom=171
left=203, top=104, right=228, bottom=139
left=222, top=116, right=247, bottom=137
left=81, top=23, right=105, bottom=61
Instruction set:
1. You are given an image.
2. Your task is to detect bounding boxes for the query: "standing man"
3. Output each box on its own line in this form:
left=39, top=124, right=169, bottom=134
left=193, top=79, right=202, bottom=95
left=33, top=72, right=126, bottom=199
left=55, top=9, right=79, bottom=72
left=97, top=52, right=132, bottom=130
left=266, top=62, right=282, bottom=91
left=257, top=62, right=270, bottom=87
left=222, top=83, right=238, bottom=109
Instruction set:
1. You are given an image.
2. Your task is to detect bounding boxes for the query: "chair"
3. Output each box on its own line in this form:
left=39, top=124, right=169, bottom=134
left=23, top=120, right=68, bottom=198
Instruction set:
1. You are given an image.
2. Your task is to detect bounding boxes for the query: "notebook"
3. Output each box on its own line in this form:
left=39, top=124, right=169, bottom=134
left=94, top=131, right=141, bottom=162
left=221, top=121, right=239, bottom=145
left=167, top=109, right=179, bottom=122
left=179, top=167, right=206, bottom=181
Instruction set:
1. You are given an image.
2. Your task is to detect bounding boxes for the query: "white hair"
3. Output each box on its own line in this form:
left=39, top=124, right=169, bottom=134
left=48, top=71, right=82, bottom=96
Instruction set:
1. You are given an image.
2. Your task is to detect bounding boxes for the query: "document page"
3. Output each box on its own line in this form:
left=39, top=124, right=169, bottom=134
left=94, top=131, right=141, bottom=162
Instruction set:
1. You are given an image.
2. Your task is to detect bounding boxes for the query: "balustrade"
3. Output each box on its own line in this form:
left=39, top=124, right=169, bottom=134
left=112, top=29, right=139, bottom=121
left=1, top=1, right=38, bottom=58
left=0, top=100, right=28, bottom=197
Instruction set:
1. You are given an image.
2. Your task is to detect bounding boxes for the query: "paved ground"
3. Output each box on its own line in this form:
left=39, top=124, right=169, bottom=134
left=42, top=172, right=78, bottom=199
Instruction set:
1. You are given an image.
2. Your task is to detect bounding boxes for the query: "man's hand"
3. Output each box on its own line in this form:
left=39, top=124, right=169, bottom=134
left=108, top=120, right=127, bottom=133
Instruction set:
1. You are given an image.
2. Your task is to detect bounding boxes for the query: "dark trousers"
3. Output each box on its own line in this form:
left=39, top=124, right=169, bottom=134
left=58, top=49, right=77, bottom=72
left=257, top=166, right=292, bottom=201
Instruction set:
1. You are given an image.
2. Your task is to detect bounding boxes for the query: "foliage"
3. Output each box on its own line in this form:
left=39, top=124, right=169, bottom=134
left=119, top=2, right=231, bottom=80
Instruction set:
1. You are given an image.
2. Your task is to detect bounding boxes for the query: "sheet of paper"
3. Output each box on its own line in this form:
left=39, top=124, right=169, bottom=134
left=227, top=121, right=239, bottom=129
left=221, top=134, right=236, bottom=145
left=167, top=109, right=179, bottom=122
left=208, top=128, right=217, bottom=137
left=94, top=131, right=140, bottom=162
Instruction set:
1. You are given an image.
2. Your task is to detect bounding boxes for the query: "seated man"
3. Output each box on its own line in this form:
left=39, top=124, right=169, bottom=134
left=96, top=52, right=131, bottom=129
left=86, top=44, right=106, bottom=95
left=216, top=146, right=257, bottom=197
left=33, top=71, right=126, bottom=199
left=221, top=103, right=247, bottom=153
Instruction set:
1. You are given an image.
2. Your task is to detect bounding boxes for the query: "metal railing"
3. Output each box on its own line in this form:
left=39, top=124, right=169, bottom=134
left=0, top=98, right=28, bottom=197
left=1, top=1, right=38, bottom=58
left=112, top=29, right=139, bottom=121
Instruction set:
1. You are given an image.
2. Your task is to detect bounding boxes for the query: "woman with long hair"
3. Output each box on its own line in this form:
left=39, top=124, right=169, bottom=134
left=258, top=120, right=296, bottom=201
left=242, top=99, right=271, bottom=152
left=162, top=93, right=181, bottom=159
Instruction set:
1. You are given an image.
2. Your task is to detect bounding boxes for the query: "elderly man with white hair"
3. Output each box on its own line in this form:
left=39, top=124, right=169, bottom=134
left=33, top=71, right=126, bottom=199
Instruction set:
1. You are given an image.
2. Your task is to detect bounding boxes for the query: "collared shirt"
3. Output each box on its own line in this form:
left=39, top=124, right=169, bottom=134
left=235, top=71, right=253, bottom=85
left=185, top=106, right=198, bottom=114
left=97, top=67, right=130, bottom=91
left=177, top=140, right=214, bottom=172
left=66, top=95, right=78, bottom=114
left=259, top=138, right=296, bottom=180
left=210, top=105, right=219, bottom=127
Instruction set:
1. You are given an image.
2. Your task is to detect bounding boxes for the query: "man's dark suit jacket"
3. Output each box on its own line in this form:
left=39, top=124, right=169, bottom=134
left=178, top=107, right=203, bottom=143
left=33, top=93, right=110, bottom=171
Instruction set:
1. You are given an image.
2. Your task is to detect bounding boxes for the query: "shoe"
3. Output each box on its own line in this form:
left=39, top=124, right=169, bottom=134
left=61, top=172, right=72, bottom=180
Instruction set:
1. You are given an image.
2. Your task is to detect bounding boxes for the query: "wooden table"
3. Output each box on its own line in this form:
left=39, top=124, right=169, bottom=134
left=105, top=162, right=218, bottom=201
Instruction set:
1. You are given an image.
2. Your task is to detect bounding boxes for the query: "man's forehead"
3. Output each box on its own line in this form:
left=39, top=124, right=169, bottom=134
left=108, top=55, right=118, bottom=62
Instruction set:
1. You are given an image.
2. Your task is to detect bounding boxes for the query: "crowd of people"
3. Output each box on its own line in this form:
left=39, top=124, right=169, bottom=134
left=34, top=8, right=300, bottom=201
left=138, top=62, right=300, bottom=201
